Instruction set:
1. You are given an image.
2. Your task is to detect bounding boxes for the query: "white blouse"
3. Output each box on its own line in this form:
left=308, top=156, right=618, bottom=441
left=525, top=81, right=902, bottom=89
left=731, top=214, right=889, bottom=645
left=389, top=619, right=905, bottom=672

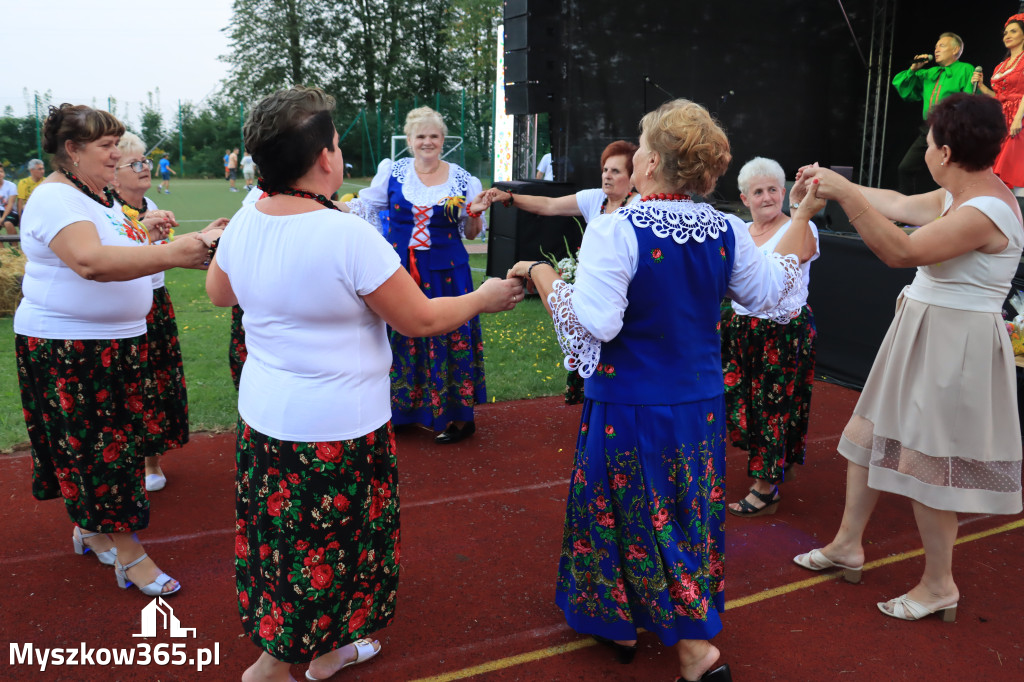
left=549, top=200, right=807, bottom=378
left=347, top=157, right=486, bottom=245
left=731, top=218, right=819, bottom=318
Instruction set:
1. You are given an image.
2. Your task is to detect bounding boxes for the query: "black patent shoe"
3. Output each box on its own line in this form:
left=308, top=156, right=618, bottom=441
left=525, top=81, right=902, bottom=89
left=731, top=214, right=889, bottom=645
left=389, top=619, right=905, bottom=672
left=434, top=421, right=476, bottom=444
left=677, top=663, right=732, bottom=682
left=592, top=635, right=637, bottom=664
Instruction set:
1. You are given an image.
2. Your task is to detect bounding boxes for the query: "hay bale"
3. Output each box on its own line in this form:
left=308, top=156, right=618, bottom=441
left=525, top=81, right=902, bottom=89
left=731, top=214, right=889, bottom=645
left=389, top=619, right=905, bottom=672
left=0, top=248, right=26, bottom=316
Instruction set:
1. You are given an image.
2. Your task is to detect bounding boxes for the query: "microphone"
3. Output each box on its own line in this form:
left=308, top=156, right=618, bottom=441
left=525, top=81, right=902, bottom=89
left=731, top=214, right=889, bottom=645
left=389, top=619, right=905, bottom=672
left=973, top=65, right=984, bottom=93
left=911, top=54, right=934, bottom=65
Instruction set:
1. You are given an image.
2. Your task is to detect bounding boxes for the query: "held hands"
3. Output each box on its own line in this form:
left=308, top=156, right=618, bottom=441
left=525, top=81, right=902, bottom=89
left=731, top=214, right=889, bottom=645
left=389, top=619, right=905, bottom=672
left=143, top=210, right=178, bottom=243
left=468, top=190, right=493, bottom=215
left=485, top=187, right=511, bottom=207
left=789, top=162, right=820, bottom=207
left=167, top=231, right=212, bottom=270
left=203, top=217, right=229, bottom=232
left=476, top=276, right=525, bottom=312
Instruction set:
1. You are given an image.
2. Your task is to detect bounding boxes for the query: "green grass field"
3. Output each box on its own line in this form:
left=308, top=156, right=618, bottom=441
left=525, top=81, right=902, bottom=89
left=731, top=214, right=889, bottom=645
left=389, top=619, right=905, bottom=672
left=0, top=179, right=567, bottom=451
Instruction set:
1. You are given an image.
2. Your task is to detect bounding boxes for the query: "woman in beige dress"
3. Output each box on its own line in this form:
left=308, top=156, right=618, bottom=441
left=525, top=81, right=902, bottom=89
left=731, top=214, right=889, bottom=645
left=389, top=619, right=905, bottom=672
left=790, top=93, right=1023, bottom=621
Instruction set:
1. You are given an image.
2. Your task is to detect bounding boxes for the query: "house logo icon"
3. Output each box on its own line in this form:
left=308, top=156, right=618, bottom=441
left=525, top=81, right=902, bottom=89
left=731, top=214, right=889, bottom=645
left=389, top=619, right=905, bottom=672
left=133, top=597, right=197, bottom=638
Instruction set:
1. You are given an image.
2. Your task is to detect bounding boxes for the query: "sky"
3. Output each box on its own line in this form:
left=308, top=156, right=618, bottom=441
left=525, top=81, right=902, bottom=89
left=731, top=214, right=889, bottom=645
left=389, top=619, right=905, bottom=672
left=3, top=0, right=234, bottom=127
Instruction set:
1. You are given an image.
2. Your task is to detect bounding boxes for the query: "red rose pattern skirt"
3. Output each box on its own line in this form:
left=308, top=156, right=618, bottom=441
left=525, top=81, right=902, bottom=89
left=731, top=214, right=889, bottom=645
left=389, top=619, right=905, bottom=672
left=235, top=419, right=400, bottom=663
left=721, top=305, right=816, bottom=482
left=144, top=286, right=189, bottom=456
left=15, top=334, right=151, bottom=532
left=389, top=257, right=485, bottom=431
left=229, top=304, right=248, bottom=391
left=555, top=396, right=728, bottom=645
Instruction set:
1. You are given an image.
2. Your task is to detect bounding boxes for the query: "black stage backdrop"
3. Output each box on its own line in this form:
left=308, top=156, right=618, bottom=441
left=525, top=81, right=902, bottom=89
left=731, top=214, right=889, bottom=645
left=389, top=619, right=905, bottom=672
left=513, top=0, right=1020, bottom=388
left=542, top=0, right=1012, bottom=197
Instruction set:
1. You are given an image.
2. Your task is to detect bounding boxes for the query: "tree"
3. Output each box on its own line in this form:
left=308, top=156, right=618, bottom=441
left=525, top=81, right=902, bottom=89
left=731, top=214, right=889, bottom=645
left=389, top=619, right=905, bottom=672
left=140, top=90, right=165, bottom=151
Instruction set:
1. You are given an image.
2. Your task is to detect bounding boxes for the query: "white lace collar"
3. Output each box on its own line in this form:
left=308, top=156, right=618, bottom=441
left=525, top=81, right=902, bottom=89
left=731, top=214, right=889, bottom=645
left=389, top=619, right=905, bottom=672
left=617, top=200, right=730, bottom=244
left=392, top=157, right=471, bottom=206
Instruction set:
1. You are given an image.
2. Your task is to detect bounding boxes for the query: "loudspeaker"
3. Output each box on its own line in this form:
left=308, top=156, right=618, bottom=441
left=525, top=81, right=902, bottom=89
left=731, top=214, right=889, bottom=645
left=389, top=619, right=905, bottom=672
left=486, top=180, right=580, bottom=277
left=503, top=0, right=560, bottom=114
left=505, top=83, right=553, bottom=116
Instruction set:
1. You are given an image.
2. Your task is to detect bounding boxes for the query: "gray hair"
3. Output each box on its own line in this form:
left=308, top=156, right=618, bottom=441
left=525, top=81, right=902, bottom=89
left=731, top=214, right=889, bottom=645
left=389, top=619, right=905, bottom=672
left=28, top=158, right=44, bottom=170
left=117, top=132, right=146, bottom=158
left=940, top=32, right=964, bottom=58
left=737, top=157, right=786, bottom=195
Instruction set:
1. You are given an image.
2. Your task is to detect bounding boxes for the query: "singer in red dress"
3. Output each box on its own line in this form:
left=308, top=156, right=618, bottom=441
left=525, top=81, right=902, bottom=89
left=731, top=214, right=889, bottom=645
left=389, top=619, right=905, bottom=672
left=975, top=15, right=1024, bottom=192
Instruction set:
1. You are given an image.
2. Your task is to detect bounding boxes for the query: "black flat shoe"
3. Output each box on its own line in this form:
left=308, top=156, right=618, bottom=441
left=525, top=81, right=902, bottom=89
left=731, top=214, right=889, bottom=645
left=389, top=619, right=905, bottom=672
left=592, top=634, right=637, bottom=664
left=677, top=663, right=732, bottom=682
left=434, top=421, right=476, bottom=444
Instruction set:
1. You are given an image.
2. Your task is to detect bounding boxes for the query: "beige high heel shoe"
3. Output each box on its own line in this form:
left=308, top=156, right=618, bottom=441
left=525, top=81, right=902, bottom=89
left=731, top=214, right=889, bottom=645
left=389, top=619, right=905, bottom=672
left=878, top=594, right=957, bottom=622
left=792, top=548, right=863, bottom=583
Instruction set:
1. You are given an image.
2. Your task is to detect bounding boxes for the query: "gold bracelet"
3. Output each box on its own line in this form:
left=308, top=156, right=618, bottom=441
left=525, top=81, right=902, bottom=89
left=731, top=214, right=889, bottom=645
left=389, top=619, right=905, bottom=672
left=847, top=204, right=871, bottom=223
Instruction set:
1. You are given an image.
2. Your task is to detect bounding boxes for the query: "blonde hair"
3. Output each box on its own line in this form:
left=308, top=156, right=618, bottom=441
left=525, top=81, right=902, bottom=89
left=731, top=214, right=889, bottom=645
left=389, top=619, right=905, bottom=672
left=639, top=99, right=731, bottom=196
left=117, top=132, right=146, bottom=158
left=404, top=106, right=448, bottom=138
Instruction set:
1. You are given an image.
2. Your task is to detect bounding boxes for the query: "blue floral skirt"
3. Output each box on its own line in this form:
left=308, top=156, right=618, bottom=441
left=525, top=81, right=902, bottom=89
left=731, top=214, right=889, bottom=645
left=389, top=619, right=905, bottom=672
left=555, top=395, right=727, bottom=645
left=389, top=255, right=485, bottom=431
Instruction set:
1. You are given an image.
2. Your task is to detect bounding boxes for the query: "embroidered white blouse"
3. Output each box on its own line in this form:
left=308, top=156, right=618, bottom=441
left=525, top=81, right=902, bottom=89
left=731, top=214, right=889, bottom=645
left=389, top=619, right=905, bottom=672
left=346, top=157, right=486, bottom=245
left=550, top=200, right=807, bottom=378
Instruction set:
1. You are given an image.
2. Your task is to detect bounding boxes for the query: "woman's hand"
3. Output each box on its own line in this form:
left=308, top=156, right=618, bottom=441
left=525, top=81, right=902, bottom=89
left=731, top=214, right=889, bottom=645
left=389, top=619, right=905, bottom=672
left=789, top=163, right=820, bottom=206
left=198, top=228, right=225, bottom=247
left=142, top=210, right=178, bottom=242
left=971, top=69, right=984, bottom=87
left=476, top=276, right=524, bottom=312
left=486, top=187, right=511, bottom=205
left=167, top=231, right=213, bottom=270
left=469, top=191, right=491, bottom=214
left=1012, top=117, right=1022, bottom=138
left=203, top=217, right=229, bottom=232
left=798, top=166, right=855, bottom=204
left=795, top=178, right=827, bottom=220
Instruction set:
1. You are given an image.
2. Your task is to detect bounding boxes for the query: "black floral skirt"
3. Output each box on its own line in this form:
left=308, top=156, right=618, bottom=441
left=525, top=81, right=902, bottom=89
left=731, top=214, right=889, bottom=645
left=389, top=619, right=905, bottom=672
left=565, top=371, right=584, bottom=405
left=721, top=305, right=816, bottom=482
left=229, top=304, right=248, bottom=391
left=235, top=419, right=400, bottom=663
left=15, top=334, right=150, bottom=531
left=144, top=287, right=189, bottom=456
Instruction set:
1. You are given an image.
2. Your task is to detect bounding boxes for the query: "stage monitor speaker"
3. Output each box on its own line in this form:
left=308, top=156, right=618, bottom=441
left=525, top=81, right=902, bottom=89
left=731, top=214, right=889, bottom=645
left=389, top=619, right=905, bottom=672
left=486, top=180, right=580, bottom=278
left=505, top=82, right=553, bottom=115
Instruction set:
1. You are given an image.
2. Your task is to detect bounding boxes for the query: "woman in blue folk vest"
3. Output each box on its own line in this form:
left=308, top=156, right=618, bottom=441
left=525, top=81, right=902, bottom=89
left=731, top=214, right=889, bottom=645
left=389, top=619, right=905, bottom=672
left=344, top=107, right=488, bottom=444
left=508, top=99, right=817, bottom=682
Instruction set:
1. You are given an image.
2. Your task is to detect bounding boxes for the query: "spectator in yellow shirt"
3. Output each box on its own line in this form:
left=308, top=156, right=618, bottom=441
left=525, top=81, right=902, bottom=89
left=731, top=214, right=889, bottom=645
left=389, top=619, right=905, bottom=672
left=18, top=159, right=46, bottom=214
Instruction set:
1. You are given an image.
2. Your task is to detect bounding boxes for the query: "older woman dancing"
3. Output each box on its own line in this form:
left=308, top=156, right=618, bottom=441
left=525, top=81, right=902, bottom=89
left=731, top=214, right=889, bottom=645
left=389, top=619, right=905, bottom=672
left=509, top=99, right=814, bottom=682
left=110, top=132, right=228, bottom=491
left=791, top=93, right=1023, bottom=621
left=723, top=157, right=819, bottom=516
left=485, top=140, right=639, bottom=404
left=14, top=104, right=211, bottom=596
left=342, top=107, right=489, bottom=444
left=206, top=86, right=521, bottom=682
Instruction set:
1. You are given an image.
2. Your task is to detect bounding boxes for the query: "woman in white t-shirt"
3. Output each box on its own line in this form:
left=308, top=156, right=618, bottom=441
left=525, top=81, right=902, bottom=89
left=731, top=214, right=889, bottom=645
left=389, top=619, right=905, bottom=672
left=722, top=157, right=820, bottom=518
left=14, top=104, right=211, bottom=599
left=484, top=140, right=640, bottom=404
left=206, top=86, right=522, bottom=682
left=485, top=140, right=639, bottom=223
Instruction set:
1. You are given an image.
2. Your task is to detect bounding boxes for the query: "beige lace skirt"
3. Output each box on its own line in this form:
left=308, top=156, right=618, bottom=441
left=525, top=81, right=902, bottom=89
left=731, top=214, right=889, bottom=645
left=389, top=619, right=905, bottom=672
left=837, top=294, right=1023, bottom=514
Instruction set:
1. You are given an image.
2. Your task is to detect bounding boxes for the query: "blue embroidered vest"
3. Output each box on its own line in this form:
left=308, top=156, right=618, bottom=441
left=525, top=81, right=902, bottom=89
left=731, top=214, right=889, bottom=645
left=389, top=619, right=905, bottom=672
left=585, top=205, right=736, bottom=405
left=384, top=159, right=469, bottom=272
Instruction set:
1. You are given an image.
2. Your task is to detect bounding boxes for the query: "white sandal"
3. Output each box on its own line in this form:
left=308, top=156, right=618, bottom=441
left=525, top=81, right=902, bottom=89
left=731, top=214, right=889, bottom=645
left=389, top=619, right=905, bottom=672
left=72, top=526, right=117, bottom=566
left=115, top=552, right=180, bottom=596
left=305, top=639, right=381, bottom=681
left=792, top=548, right=862, bottom=583
left=878, top=594, right=957, bottom=622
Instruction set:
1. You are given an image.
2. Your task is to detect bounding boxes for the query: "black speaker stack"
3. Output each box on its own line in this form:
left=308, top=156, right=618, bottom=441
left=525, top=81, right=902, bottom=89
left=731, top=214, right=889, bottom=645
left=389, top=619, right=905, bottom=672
left=485, top=180, right=581, bottom=277
left=503, top=0, right=560, bottom=115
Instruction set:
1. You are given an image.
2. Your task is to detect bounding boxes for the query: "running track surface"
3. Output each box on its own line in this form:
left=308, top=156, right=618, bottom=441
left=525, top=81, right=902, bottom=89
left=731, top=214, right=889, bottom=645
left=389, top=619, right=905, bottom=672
left=1, top=383, right=1022, bottom=681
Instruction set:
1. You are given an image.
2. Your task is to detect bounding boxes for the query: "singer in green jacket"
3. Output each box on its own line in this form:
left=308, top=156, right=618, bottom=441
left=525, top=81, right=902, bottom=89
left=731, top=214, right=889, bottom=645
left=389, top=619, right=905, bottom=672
left=892, top=32, right=975, bottom=195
